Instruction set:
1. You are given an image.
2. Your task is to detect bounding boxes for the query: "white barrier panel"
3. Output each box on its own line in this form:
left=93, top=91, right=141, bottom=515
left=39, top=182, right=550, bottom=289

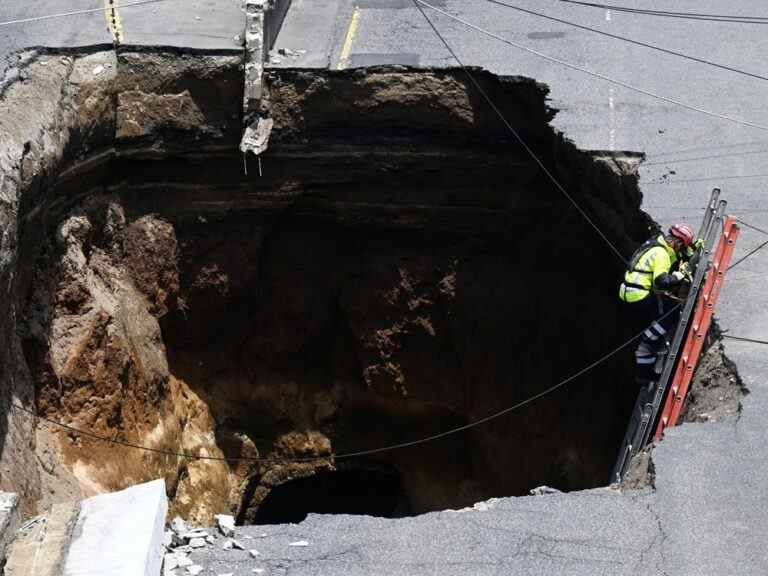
left=65, top=479, right=168, bottom=576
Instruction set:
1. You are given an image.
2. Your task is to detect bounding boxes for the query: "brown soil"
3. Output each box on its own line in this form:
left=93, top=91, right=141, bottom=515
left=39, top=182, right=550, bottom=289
left=620, top=446, right=655, bottom=491
left=1, top=48, right=709, bottom=523
left=680, top=322, right=748, bottom=424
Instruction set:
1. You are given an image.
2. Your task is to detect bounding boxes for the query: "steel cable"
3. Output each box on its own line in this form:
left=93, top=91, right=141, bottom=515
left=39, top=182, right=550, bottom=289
left=481, top=0, right=768, bottom=83
left=10, top=304, right=682, bottom=463
left=411, top=0, right=630, bottom=266
left=728, top=238, right=768, bottom=271
left=558, top=1, right=768, bottom=24
left=0, top=0, right=170, bottom=27
left=722, top=334, right=768, bottom=346
left=412, top=0, right=768, bottom=133
left=646, top=173, right=768, bottom=185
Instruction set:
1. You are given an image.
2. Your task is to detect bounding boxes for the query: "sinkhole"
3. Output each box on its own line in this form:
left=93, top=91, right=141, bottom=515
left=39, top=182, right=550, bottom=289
left=249, top=463, right=409, bottom=525
left=2, top=48, right=667, bottom=523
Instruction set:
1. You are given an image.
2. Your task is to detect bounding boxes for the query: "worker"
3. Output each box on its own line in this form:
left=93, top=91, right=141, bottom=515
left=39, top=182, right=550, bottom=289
left=619, top=223, right=697, bottom=385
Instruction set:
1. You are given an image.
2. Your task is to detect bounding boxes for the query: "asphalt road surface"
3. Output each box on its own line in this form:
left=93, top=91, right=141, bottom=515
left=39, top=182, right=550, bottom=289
left=2, top=1, right=768, bottom=574
left=0, top=0, right=241, bottom=78
left=274, top=6, right=768, bottom=572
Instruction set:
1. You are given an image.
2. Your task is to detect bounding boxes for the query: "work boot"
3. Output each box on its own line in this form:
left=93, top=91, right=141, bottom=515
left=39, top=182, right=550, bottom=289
left=636, top=377, right=656, bottom=403
left=652, top=340, right=670, bottom=375
left=636, top=377, right=654, bottom=391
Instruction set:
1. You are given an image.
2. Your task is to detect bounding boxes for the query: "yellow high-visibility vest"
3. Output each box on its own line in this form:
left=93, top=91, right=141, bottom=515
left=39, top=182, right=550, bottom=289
left=619, top=235, right=678, bottom=303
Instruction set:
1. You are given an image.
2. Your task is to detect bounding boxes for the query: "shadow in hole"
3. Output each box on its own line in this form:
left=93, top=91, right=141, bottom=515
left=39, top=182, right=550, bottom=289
left=252, top=469, right=410, bottom=525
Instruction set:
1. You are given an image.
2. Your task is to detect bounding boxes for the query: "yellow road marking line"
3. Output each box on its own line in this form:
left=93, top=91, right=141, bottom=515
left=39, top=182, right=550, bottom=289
left=338, top=7, right=361, bottom=70
left=104, top=0, right=124, bottom=44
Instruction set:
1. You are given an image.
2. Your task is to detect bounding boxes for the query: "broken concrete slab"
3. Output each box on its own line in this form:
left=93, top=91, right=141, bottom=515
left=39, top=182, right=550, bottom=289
left=0, top=493, right=20, bottom=564
left=64, top=479, right=168, bottom=576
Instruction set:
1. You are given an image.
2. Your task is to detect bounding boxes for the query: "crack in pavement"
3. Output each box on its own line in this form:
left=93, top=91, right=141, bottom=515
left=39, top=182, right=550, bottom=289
left=638, top=500, right=670, bottom=576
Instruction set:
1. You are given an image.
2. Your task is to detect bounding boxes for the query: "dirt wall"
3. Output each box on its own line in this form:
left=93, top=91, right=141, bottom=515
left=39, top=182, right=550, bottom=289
left=1, top=49, right=655, bottom=522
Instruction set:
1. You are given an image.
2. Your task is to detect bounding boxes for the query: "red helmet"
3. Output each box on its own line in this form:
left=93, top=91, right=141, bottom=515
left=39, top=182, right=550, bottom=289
left=669, top=223, right=695, bottom=247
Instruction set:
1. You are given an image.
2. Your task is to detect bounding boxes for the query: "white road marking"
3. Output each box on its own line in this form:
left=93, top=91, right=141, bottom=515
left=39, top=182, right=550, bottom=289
left=609, top=87, right=616, bottom=151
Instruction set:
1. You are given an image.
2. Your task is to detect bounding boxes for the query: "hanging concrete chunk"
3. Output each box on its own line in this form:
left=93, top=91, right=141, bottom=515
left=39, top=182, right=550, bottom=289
left=239, top=117, right=274, bottom=156
left=64, top=479, right=168, bottom=576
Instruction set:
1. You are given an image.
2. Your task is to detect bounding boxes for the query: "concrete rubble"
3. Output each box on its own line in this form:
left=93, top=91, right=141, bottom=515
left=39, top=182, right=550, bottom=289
left=215, top=514, right=235, bottom=537
left=222, top=538, right=245, bottom=551
left=0, top=493, right=20, bottom=565
left=161, top=512, right=267, bottom=575
left=529, top=485, right=562, bottom=496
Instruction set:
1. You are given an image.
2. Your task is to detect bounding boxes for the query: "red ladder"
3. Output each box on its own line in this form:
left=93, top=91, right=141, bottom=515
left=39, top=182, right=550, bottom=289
left=654, top=216, right=740, bottom=440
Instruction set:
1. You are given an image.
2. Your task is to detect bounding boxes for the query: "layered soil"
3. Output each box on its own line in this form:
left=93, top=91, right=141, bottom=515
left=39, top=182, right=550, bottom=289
left=0, top=48, right=743, bottom=523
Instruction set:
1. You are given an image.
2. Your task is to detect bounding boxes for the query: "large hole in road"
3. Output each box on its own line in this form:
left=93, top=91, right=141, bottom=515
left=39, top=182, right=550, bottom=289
left=249, top=462, right=408, bottom=525
left=3, top=49, right=682, bottom=524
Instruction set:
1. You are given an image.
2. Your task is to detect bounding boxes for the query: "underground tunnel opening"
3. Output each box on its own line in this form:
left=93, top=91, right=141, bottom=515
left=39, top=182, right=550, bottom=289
left=6, top=49, right=746, bottom=526
left=248, top=463, right=410, bottom=525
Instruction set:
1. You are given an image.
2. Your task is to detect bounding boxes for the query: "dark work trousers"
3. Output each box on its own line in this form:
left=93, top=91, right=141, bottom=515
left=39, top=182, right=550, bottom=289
left=623, top=294, right=679, bottom=381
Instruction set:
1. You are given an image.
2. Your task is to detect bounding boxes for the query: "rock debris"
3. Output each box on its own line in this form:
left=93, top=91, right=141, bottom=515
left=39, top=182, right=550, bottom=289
left=163, top=514, right=253, bottom=576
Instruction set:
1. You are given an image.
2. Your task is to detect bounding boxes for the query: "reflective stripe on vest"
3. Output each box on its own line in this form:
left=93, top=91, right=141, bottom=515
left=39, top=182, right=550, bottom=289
left=619, top=235, right=676, bottom=303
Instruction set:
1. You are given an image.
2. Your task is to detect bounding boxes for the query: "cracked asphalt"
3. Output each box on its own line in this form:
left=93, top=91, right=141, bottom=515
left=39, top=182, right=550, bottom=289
left=190, top=490, right=664, bottom=575
left=0, top=1, right=766, bottom=574
left=270, top=2, right=768, bottom=573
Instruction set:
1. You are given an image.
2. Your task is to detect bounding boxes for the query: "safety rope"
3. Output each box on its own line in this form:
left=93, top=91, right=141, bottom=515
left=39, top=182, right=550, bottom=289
left=9, top=305, right=681, bottom=463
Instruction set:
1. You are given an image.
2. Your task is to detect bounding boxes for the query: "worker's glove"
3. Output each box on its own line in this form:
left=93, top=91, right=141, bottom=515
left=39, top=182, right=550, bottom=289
left=679, top=261, right=693, bottom=280
left=671, top=270, right=687, bottom=283
left=694, top=238, right=704, bottom=251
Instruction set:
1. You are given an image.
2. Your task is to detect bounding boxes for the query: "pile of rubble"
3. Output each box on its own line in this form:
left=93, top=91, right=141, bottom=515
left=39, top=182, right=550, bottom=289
left=163, top=514, right=264, bottom=576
